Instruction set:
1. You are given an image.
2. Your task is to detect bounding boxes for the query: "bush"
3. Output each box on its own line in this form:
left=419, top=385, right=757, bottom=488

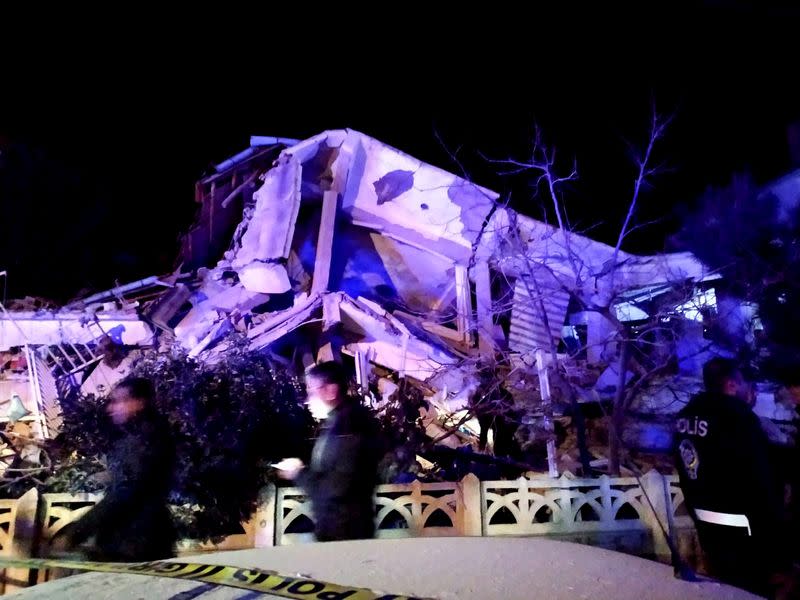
left=43, top=337, right=315, bottom=542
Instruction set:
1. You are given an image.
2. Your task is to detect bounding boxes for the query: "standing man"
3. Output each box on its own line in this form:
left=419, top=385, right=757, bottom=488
left=277, top=362, right=382, bottom=541
left=674, top=357, right=781, bottom=596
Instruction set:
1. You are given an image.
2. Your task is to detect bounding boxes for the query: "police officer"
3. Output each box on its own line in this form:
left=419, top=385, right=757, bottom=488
left=674, top=357, right=781, bottom=597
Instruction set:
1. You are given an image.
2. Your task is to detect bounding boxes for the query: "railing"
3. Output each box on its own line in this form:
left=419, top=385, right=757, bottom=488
left=0, top=471, right=698, bottom=593
left=273, top=470, right=695, bottom=559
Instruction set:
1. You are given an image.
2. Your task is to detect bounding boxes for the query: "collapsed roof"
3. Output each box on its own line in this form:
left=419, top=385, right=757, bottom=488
left=1, top=130, right=714, bottom=436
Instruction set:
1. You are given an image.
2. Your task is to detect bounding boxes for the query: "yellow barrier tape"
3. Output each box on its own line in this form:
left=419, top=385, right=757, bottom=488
left=0, top=556, right=433, bottom=599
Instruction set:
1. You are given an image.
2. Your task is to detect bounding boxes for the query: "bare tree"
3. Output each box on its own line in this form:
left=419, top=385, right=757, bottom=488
left=475, top=106, right=706, bottom=475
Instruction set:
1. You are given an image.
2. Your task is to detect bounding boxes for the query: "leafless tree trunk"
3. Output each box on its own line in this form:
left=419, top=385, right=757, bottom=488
left=608, top=339, right=629, bottom=476
left=484, top=105, right=680, bottom=475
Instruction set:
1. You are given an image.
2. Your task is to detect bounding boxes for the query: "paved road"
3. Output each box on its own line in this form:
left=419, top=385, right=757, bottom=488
left=10, top=537, right=760, bottom=599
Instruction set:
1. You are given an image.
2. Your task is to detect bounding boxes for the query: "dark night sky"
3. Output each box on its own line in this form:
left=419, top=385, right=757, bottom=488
left=2, top=2, right=799, bottom=302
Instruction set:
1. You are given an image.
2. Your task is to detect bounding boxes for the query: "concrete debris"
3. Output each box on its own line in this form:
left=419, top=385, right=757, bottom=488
left=6, top=129, right=779, bottom=451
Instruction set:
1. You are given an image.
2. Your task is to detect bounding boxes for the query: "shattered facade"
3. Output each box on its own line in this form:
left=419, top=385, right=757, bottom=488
left=1, top=130, right=728, bottom=457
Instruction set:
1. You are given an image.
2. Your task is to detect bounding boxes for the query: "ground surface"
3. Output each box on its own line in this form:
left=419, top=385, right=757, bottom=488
left=9, top=537, right=760, bottom=599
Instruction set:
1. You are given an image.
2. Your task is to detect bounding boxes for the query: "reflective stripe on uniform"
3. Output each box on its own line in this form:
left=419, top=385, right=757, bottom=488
left=694, top=508, right=751, bottom=535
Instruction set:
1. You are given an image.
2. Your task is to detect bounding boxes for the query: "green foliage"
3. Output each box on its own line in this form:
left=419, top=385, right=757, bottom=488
left=374, top=381, right=432, bottom=483
left=44, top=337, right=315, bottom=542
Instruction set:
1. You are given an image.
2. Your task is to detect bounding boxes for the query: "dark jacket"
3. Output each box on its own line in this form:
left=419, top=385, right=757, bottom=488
left=297, top=399, right=381, bottom=541
left=674, top=391, right=781, bottom=539
left=60, top=409, right=177, bottom=561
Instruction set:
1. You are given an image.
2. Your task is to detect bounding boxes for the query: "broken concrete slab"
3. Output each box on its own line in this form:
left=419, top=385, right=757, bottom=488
left=237, top=262, right=292, bottom=294
left=247, top=293, right=323, bottom=350
left=427, top=367, right=481, bottom=413
left=0, top=311, right=154, bottom=351
left=80, top=352, right=141, bottom=397
left=204, top=284, right=271, bottom=313
left=337, top=131, right=497, bottom=261
left=172, top=282, right=272, bottom=349
left=338, top=295, right=458, bottom=381
left=232, top=157, right=301, bottom=268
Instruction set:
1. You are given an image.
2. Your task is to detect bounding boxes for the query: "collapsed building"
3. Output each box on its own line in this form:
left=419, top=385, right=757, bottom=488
left=3, top=130, right=756, bottom=469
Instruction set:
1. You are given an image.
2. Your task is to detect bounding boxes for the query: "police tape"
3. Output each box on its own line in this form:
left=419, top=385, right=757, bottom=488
left=0, top=556, right=434, bottom=599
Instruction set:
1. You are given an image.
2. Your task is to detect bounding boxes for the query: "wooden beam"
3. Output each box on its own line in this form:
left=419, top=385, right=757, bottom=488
left=455, top=264, right=472, bottom=344
left=221, top=170, right=260, bottom=208
left=317, top=293, right=343, bottom=363
left=311, top=191, right=338, bottom=295
left=473, top=261, right=495, bottom=358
